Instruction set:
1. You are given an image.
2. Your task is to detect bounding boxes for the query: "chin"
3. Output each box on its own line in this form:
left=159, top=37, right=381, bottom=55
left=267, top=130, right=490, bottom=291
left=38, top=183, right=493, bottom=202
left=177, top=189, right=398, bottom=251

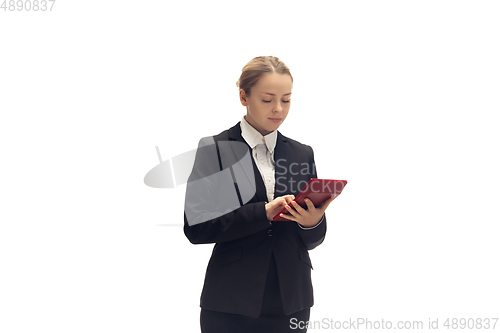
left=269, top=125, right=280, bottom=133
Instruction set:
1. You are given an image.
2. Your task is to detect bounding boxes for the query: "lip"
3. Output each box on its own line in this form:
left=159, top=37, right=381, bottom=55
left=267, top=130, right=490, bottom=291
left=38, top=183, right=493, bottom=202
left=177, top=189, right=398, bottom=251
left=268, top=118, right=282, bottom=123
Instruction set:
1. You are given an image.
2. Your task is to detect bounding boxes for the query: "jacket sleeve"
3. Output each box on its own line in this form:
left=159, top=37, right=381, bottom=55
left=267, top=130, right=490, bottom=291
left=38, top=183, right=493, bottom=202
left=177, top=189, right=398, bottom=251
left=183, top=137, right=271, bottom=244
left=297, top=146, right=327, bottom=250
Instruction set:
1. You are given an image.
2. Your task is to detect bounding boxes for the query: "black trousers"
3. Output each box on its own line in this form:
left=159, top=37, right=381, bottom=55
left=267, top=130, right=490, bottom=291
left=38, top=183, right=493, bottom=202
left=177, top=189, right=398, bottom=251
left=200, top=253, right=311, bottom=333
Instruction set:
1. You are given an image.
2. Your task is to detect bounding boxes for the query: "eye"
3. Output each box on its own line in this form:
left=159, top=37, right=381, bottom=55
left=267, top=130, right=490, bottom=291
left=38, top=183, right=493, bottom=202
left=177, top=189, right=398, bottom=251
left=282, top=100, right=290, bottom=103
left=262, top=100, right=272, bottom=103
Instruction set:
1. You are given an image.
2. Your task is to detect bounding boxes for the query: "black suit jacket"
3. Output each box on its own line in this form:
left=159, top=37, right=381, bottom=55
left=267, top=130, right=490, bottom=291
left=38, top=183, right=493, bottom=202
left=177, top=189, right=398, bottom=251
left=183, top=122, right=327, bottom=318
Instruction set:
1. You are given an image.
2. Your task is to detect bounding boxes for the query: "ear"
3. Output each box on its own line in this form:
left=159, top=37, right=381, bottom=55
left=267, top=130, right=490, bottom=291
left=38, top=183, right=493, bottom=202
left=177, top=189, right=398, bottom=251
left=239, top=89, right=249, bottom=106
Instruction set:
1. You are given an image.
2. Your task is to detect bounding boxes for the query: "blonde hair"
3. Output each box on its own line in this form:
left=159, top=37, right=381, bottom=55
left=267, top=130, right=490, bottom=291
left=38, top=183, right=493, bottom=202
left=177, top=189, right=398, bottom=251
left=236, top=56, right=293, bottom=96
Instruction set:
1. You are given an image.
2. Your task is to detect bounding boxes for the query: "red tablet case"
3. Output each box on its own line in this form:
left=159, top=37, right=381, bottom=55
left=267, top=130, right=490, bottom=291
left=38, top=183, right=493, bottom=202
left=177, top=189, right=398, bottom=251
left=272, top=178, right=348, bottom=221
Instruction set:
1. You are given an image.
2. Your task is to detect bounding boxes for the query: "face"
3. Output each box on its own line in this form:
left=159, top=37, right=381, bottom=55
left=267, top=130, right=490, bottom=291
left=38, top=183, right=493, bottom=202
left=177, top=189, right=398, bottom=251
left=239, top=72, right=293, bottom=136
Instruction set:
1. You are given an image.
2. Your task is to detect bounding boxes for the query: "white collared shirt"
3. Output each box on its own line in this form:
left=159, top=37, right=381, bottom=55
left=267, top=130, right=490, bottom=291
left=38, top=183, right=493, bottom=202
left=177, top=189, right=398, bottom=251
left=240, top=116, right=277, bottom=203
left=240, top=116, right=323, bottom=230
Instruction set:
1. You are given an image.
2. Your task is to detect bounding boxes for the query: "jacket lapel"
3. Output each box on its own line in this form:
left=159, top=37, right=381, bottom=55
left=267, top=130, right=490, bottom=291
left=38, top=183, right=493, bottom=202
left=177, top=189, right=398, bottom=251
left=273, top=132, right=290, bottom=198
left=227, top=123, right=268, bottom=204
left=225, top=123, right=293, bottom=202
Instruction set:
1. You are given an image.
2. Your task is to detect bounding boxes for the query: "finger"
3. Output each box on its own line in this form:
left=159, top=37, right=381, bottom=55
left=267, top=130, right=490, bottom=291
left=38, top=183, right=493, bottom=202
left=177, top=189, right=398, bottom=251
left=290, top=201, right=306, bottom=214
left=285, top=204, right=299, bottom=217
left=304, top=198, right=316, bottom=210
left=270, top=199, right=285, bottom=211
left=284, top=195, right=295, bottom=204
left=280, top=212, right=296, bottom=221
left=319, top=194, right=336, bottom=207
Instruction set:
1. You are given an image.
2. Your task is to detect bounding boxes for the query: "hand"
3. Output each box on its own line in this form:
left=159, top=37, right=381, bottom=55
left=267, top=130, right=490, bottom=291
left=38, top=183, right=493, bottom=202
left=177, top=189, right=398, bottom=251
left=280, top=195, right=337, bottom=228
left=265, top=195, right=295, bottom=220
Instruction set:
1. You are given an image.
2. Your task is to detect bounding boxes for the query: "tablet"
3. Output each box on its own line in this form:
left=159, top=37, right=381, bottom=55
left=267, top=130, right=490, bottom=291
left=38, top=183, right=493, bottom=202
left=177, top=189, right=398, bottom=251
left=272, top=178, right=348, bottom=221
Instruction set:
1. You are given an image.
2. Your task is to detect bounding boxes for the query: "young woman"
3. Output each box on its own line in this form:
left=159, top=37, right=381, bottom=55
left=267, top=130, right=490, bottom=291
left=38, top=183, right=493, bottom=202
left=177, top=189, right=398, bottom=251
left=184, top=56, right=335, bottom=333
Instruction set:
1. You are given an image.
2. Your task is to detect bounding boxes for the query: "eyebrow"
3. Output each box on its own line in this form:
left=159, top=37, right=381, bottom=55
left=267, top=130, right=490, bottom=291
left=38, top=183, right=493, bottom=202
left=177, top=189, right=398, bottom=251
left=260, top=92, right=292, bottom=96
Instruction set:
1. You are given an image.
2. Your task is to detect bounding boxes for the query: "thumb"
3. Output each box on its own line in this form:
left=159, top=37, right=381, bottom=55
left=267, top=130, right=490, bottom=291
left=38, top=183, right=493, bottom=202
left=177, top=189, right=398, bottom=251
left=319, top=195, right=336, bottom=212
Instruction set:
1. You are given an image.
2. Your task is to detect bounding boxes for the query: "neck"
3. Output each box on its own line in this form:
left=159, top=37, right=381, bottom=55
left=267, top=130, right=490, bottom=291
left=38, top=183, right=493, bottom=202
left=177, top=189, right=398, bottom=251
left=244, top=115, right=271, bottom=136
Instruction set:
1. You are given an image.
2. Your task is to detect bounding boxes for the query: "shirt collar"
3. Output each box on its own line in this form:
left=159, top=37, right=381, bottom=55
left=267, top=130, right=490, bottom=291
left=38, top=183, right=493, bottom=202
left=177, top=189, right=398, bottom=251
left=240, top=116, right=277, bottom=153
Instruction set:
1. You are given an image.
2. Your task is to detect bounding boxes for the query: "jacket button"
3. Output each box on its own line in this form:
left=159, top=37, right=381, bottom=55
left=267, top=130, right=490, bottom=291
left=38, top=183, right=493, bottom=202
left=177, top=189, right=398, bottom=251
left=268, top=229, right=273, bottom=236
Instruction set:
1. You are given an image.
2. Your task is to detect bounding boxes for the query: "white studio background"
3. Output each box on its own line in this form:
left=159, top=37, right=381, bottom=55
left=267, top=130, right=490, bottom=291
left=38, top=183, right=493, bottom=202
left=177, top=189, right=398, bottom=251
left=1, top=1, right=499, bottom=332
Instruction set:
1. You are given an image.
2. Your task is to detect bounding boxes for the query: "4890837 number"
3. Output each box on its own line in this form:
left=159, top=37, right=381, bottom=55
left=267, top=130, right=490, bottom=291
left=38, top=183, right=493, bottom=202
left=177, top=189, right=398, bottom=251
left=1, top=0, right=56, bottom=11
left=443, top=318, right=498, bottom=330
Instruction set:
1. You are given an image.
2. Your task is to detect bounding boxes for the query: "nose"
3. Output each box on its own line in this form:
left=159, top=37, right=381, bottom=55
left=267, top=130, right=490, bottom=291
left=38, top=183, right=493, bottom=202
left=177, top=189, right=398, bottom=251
left=273, top=101, right=284, bottom=113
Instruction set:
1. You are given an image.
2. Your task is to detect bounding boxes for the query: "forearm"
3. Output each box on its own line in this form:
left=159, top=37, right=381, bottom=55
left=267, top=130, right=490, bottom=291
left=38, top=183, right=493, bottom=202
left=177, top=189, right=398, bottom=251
left=184, top=201, right=271, bottom=244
